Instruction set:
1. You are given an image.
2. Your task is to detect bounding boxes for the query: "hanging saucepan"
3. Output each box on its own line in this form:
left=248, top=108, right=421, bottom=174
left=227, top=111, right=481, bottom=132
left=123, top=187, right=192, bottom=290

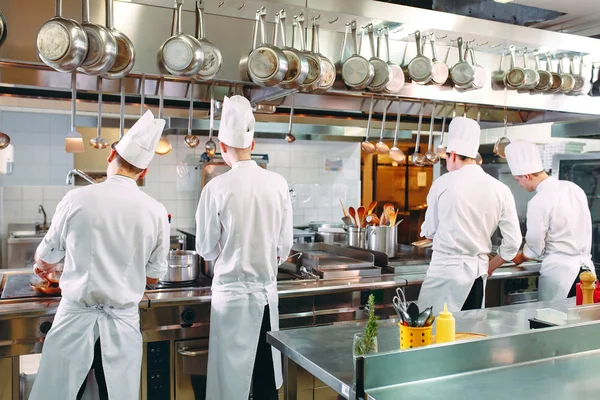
left=468, top=44, right=486, bottom=90
left=491, top=50, right=506, bottom=90
left=521, top=48, right=540, bottom=90
left=569, top=56, right=585, bottom=95
left=78, top=0, right=117, bottom=75
left=382, top=27, right=404, bottom=93
left=429, top=35, right=448, bottom=86
left=195, top=0, right=223, bottom=81
left=450, top=37, right=475, bottom=90
left=407, top=31, right=433, bottom=85
left=341, top=20, right=373, bottom=90
left=532, top=51, right=552, bottom=93
left=579, top=58, right=591, bottom=96
left=37, top=0, right=88, bottom=72
left=102, top=0, right=135, bottom=79
left=366, top=24, right=392, bottom=92
left=557, top=55, right=575, bottom=94
left=0, top=11, right=7, bottom=47
left=239, top=10, right=260, bottom=81
left=158, top=0, right=204, bottom=77
left=297, top=14, right=323, bottom=93
left=545, top=54, right=562, bottom=93
left=312, top=21, right=336, bottom=93
left=504, top=45, right=525, bottom=90
left=276, top=11, right=308, bottom=89
left=247, top=10, right=288, bottom=87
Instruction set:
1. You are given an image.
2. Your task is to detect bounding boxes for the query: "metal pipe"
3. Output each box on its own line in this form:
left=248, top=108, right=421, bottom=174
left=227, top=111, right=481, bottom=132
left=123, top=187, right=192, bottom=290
left=66, top=169, right=97, bottom=185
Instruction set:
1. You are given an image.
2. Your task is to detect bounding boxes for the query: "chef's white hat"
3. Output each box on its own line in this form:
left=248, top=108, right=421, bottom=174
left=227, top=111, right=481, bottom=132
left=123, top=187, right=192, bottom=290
left=505, top=140, right=544, bottom=176
left=115, top=110, right=166, bottom=169
left=446, top=117, right=480, bottom=158
left=218, top=95, right=255, bottom=148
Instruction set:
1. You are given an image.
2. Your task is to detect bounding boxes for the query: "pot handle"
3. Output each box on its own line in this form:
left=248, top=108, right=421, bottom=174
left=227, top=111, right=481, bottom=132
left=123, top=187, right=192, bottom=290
left=169, top=263, right=193, bottom=269
left=339, top=22, right=350, bottom=62
left=278, top=10, right=288, bottom=48
left=196, top=0, right=205, bottom=40
left=178, top=348, right=209, bottom=357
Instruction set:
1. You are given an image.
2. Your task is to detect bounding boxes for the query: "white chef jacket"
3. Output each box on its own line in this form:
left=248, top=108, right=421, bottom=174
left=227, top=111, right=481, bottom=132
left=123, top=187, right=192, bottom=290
left=195, top=160, right=293, bottom=287
left=523, top=177, right=592, bottom=260
left=36, top=174, right=170, bottom=308
left=421, top=164, right=522, bottom=260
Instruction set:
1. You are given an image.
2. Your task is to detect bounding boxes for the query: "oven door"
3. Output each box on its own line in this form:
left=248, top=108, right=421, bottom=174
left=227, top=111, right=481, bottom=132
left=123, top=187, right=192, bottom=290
left=175, top=339, right=209, bottom=400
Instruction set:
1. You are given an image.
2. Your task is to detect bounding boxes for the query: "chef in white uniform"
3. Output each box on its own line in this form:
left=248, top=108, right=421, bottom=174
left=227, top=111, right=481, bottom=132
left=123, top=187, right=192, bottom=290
left=418, top=117, right=522, bottom=313
left=195, top=95, right=293, bottom=400
left=505, top=140, right=594, bottom=301
left=29, top=110, right=170, bottom=400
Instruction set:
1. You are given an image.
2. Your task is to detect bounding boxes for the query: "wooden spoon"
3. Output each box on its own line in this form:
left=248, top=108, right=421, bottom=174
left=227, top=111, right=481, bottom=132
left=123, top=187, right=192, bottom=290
left=357, top=206, right=366, bottom=228
left=349, top=207, right=358, bottom=228
left=367, top=201, right=377, bottom=215
left=339, top=199, right=349, bottom=218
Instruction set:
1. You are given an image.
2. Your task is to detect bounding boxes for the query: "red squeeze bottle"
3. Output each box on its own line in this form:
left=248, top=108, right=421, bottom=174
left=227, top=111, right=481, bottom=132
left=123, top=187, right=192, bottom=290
left=594, top=281, right=600, bottom=304
left=576, top=283, right=582, bottom=306
left=168, top=214, right=172, bottom=224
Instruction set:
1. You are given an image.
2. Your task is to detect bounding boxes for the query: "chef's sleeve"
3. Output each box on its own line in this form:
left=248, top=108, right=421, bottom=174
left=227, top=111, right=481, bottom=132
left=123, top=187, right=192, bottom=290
left=146, top=211, right=170, bottom=280
left=195, top=187, right=221, bottom=261
left=420, top=186, right=439, bottom=239
left=277, top=190, right=294, bottom=263
left=35, top=194, right=72, bottom=266
left=523, top=204, right=549, bottom=259
left=497, top=190, right=522, bottom=261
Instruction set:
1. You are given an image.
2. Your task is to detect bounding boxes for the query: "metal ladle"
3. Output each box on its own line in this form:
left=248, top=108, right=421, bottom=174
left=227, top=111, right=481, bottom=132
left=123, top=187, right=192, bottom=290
left=184, top=83, right=200, bottom=148
left=493, top=107, right=510, bottom=158
left=425, top=103, right=439, bottom=164
left=155, top=78, right=173, bottom=156
left=90, top=77, right=109, bottom=149
left=388, top=99, right=405, bottom=163
left=0, top=72, right=10, bottom=149
left=286, top=94, right=296, bottom=143
left=475, top=107, right=483, bottom=165
left=412, top=102, right=427, bottom=167
left=375, top=100, right=390, bottom=154
left=436, top=104, right=453, bottom=159
left=205, top=85, right=217, bottom=157
left=110, top=78, right=126, bottom=149
left=361, top=96, right=376, bottom=154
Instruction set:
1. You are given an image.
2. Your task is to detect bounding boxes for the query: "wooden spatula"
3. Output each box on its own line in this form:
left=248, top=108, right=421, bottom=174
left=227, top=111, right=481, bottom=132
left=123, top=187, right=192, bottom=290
left=357, top=206, right=366, bottom=228
left=349, top=207, right=358, bottom=228
left=367, top=201, right=377, bottom=215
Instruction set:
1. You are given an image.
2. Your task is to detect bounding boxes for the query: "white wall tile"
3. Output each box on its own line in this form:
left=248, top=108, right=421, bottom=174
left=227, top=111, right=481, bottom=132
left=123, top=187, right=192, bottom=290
left=22, top=187, right=44, bottom=200
left=43, top=186, right=66, bottom=201
left=2, top=187, right=22, bottom=201
left=4, top=200, right=23, bottom=220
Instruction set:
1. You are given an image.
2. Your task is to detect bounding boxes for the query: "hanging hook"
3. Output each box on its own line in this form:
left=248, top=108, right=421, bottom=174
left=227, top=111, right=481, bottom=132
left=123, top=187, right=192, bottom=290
left=237, top=2, right=245, bottom=10
left=435, top=34, right=448, bottom=40
left=218, top=1, right=225, bottom=7
left=392, top=26, right=404, bottom=34
left=490, top=42, right=502, bottom=49
left=475, top=40, right=489, bottom=47
left=329, top=17, right=338, bottom=24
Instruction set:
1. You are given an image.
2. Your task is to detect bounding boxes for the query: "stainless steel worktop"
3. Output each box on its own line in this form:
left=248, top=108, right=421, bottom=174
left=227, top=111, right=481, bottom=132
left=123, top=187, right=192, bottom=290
left=267, top=298, right=575, bottom=399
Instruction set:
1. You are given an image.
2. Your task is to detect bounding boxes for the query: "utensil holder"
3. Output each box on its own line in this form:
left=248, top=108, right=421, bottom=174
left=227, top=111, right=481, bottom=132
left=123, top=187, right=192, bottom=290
left=347, top=228, right=366, bottom=248
left=399, top=323, right=433, bottom=350
left=367, top=225, right=398, bottom=258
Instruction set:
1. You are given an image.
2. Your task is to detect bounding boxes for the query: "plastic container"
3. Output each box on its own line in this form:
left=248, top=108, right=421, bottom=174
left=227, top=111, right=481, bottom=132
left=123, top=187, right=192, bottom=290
left=399, top=323, right=433, bottom=350
left=436, top=303, right=455, bottom=344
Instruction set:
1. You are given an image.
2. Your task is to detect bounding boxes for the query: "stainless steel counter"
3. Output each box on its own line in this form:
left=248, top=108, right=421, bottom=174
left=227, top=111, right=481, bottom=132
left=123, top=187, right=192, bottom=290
left=267, top=298, right=575, bottom=399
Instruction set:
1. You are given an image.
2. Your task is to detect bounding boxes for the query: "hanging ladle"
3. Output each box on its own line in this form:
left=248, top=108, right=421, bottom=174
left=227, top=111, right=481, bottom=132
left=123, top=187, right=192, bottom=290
left=388, top=99, right=405, bottom=163
left=412, top=102, right=427, bottom=167
left=493, top=107, right=510, bottom=158
left=184, top=83, right=200, bottom=148
left=375, top=100, right=390, bottom=153
left=361, top=96, right=376, bottom=154
left=155, top=78, right=173, bottom=156
left=425, top=103, right=439, bottom=164
left=436, top=104, right=453, bottom=159
left=286, top=94, right=296, bottom=143
left=475, top=107, right=483, bottom=165
left=90, top=76, right=109, bottom=149
left=205, top=85, right=217, bottom=157
left=110, top=78, right=126, bottom=149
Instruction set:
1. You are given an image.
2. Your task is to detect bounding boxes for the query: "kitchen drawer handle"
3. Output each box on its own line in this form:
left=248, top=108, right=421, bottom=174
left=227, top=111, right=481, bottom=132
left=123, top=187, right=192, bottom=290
left=177, top=348, right=209, bottom=357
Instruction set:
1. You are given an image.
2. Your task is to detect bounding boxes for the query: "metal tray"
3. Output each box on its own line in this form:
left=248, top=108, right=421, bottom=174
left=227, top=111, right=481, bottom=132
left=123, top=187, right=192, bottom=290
left=290, top=243, right=374, bottom=271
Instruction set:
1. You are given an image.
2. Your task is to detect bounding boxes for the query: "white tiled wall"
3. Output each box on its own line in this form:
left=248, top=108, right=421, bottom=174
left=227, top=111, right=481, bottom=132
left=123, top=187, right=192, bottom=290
left=0, top=109, right=362, bottom=267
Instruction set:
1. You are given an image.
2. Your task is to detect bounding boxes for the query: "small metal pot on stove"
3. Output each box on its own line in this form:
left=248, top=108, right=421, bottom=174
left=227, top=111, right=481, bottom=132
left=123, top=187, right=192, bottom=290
left=162, top=250, right=199, bottom=283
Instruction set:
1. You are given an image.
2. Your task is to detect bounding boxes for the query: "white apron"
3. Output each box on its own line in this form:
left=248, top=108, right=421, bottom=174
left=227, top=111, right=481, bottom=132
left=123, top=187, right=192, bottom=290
left=538, top=254, right=595, bottom=301
left=418, top=252, right=489, bottom=314
left=206, top=281, right=282, bottom=400
left=29, top=298, right=142, bottom=400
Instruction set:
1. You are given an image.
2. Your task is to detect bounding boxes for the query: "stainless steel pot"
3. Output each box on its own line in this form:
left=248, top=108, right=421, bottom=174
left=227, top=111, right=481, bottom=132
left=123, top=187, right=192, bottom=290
left=194, top=0, right=223, bottom=81
left=162, top=250, right=199, bottom=283
left=247, top=10, right=288, bottom=87
left=78, top=0, right=117, bottom=75
left=202, top=258, right=215, bottom=278
left=346, top=227, right=366, bottom=248
left=315, top=228, right=346, bottom=244
left=101, top=0, right=135, bottom=79
left=367, top=225, right=398, bottom=258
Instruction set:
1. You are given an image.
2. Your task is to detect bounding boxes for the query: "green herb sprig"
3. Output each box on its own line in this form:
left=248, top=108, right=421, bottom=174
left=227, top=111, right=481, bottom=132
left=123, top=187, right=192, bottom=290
left=354, top=294, right=379, bottom=356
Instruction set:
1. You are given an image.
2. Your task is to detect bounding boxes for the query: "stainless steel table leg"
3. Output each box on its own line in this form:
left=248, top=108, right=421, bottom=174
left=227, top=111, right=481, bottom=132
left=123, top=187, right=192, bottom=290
left=283, top=356, right=298, bottom=400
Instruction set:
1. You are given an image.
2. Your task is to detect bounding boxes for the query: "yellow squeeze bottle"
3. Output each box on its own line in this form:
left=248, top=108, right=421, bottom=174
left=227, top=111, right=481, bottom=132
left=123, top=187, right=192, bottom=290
left=436, top=303, right=455, bottom=343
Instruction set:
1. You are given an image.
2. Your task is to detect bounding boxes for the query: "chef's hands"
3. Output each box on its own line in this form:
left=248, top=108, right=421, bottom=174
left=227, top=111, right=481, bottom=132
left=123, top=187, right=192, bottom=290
left=512, top=252, right=528, bottom=266
left=488, top=254, right=507, bottom=277
left=34, top=264, right=50, bottom=281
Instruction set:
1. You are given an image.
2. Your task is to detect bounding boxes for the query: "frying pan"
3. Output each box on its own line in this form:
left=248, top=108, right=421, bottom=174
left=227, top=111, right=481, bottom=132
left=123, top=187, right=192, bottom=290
left=407, top=31, right=433, bottom=84
left=297, top=14, right=324, bottom=93
left=195, top=0, right=223, bottom=81
left=341, top=20, right=373, bottom=90
left=521, top=48, right=540, bottom=90
left=382, top=27, right=404, bottom=93
left=569, top=56, right=585, bottom=95
left=490, top=50, right=506, bottom=90
left=277, top=11, right=308, bottom=89
left=158, top=0, right=204, bottom=77
left=239, top=10, right=260, bottom=81
left=429, top=35, right=448, bottom=86
left=247, top=10, right=288, bottom=87
left=37, top=0, right=88, bottom=72
left=450, top=37, right=474, bottom=89
left=102, top=0, right=135, bottom=79
left=532, top=52, right=552, bottom=93
left=0, top=11, right=7, bottom=47
left=366, top=24, right=391, bottom=92
left=557, top=55, right=575, bottom=94
left=78, top=0, right=117, bottom=75
left=504, top=45, right=525, bottom=90
left=312, top=21, right=336, bottom=93
left=546, top=54, right=563, bottom=93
